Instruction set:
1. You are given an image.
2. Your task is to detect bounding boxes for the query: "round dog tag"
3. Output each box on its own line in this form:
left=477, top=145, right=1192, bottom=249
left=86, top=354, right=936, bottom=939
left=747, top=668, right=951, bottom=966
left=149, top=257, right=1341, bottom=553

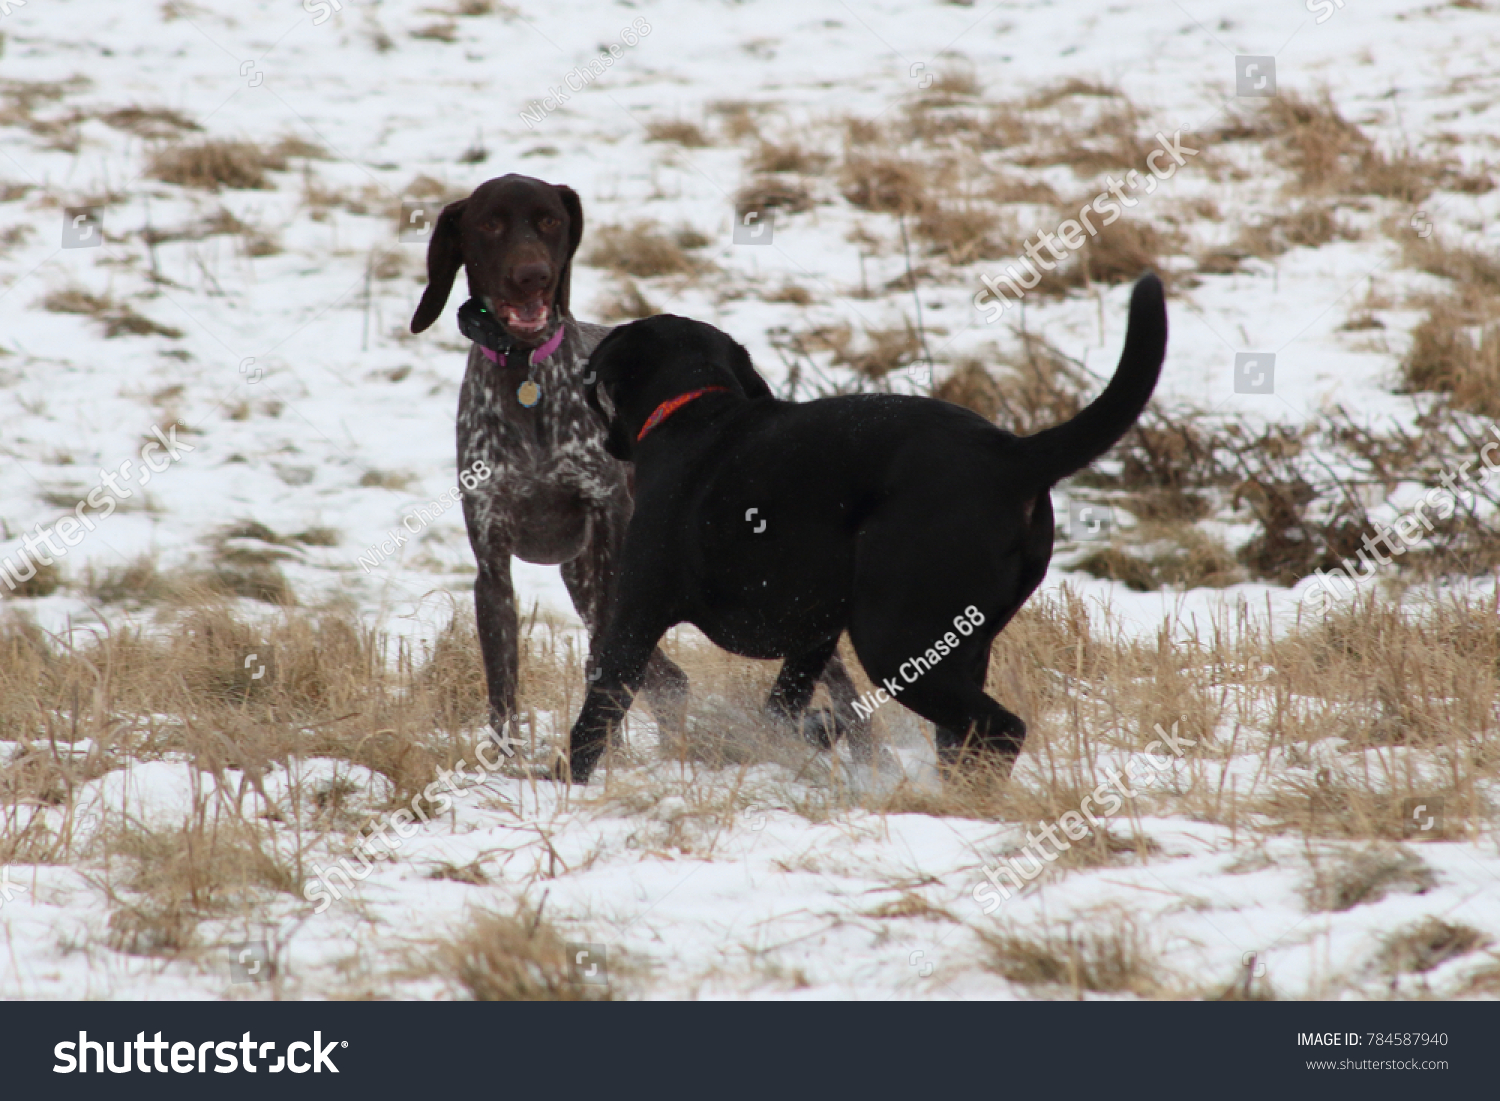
left=517, top=380, right=541, bottom=407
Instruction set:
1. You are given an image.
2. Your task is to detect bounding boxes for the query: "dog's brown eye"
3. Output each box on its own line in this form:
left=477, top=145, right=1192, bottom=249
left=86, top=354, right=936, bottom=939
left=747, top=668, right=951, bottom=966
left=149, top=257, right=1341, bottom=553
left=538, top=215, right=561, bottom=232
left=480, top=218, right=503, bottom=233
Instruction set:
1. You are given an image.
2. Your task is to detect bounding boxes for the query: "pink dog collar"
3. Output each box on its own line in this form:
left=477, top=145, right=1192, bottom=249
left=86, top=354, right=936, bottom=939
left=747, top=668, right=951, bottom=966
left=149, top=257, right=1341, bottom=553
left=478, top=322, right=565, bottom=368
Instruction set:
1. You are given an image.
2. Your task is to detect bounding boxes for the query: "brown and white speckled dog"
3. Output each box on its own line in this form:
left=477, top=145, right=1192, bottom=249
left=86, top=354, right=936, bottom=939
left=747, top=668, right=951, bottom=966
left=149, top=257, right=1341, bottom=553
left=410, top=174, right=865, bottom=764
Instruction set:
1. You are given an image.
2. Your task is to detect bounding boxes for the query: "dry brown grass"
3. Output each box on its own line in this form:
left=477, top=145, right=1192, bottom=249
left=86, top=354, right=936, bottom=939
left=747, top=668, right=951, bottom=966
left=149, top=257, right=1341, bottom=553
left=645, top=119, right=711, bottom=147
left=1234, top=204, right=1358, bottom=261
left=1068, top=385, right=1500, bottom=586
left=840, top=153, right=933, bottom=215
left=808, top=321, right=924, bottom=380
left=82, top=528, right=329, bottom=609
left=747, top=138, right=831, bottom=176
left=709, top=99, right=763, bottom=142
left=0, top=560, right=62, bottom=599
left=1377, top=917, right=1488, bottom=976
left=1017, top=104, right=1158, bottom=176
left=989, top=174, right=1058, bottom=205
left=204, top=544, right=296, bottom=605
left=1074, top=524, right=1243, bottom=591
left=984, top=329, right=1092, bottom=435
left=422, top=905, right=617, bottom=1000
left=933, top=359, right=1007, bottom=421
left=1399, top=295, right=1500, bottom=417
left=3, top=544, right=1498, bottom=985
left=0, top=76, right=91, bottom=152
left=927, top=67, right=983, bottom=100
left=914, top=203, right=1015, bottom=264
left=0, top=597, right=493, bottom=810
left=40, top=286, right=183, bottom=339
left=1303, top=846, right=1436, bottom=912
left=0, top=223, right=32, bottom=256
left=148, top=139, right=306, bottom=191
left=1254, top=91, right=1468, bottom=202
left=85, top=555, right=180, bottom=606
left=1401, top=232, right=1500, bottom=296
left=447, top=0, right=507, bottom=16
left=357, top=468, right=414, bottom=491
left=980, top=917, right=1170, bottom=996
left=1024, top=78, right=1123, bottom=110
left=734, top=177, right=814, bottom=218
left=411, top=21, right=458, bottom=42
left=585, top=222, right=710, bottom=279
left=865, top=580, right=1500, bottom=850
left=144, top=206, right=281, bottom=257
left=898, top=100, right=1030, bottom=151
left=1031, top=217, right=1175, bottom=295
left=301, top=175, right=390, bottom=221
left=103, top=818, right=299, bottom=956
left=762, top=281, right=813, bottom=306
left=100, top=105, right=201, bottom=140
left=596, top=278, right=659, bottom=323
left=1394, top=229, right=1500, bottom=416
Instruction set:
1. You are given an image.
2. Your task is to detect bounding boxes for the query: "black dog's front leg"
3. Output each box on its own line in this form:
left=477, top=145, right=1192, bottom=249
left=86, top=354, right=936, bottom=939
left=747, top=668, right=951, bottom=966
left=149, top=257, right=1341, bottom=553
left=561, top=625, right=664, bottom=784
left=562, top=501, right=690, bottom=740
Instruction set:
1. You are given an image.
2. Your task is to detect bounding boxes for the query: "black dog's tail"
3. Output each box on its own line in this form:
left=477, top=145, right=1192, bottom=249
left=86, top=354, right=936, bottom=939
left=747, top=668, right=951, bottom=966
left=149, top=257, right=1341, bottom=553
left=1014, top=273, right=1168, bottom=488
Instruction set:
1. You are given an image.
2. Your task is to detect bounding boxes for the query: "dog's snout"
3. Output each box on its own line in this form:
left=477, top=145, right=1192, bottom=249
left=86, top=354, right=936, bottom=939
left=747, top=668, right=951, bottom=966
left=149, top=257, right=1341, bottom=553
left=512, top=259, right=552, bottom=294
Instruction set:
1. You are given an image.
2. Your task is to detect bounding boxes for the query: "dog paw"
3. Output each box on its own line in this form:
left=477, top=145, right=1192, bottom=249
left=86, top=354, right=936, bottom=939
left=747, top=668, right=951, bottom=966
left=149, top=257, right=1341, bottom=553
left=798, top=708, right=840, bottom=749
left=550, top=756, right=592, bottom=785
left=839, top=744, right=913, bottom=795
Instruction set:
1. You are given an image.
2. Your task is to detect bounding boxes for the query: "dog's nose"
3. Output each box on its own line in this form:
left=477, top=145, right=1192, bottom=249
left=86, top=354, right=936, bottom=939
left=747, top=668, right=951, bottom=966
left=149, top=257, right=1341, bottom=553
left=512, top=260, right=552, bottom=294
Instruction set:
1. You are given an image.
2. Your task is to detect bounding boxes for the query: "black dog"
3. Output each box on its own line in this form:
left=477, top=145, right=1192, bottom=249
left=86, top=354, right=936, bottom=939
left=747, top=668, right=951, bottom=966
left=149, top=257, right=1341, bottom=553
left=559, top=274, right=1168, bottom=783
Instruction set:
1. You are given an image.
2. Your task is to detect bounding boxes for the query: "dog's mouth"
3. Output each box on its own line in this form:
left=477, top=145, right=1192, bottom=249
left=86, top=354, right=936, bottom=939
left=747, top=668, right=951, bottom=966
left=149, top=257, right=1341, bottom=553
left=495, top=295, right=551, bottom=339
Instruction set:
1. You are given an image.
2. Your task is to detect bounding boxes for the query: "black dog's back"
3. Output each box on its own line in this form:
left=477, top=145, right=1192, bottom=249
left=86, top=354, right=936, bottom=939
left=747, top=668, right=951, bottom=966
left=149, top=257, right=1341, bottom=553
left=656, top=393, right=1046, bottom=656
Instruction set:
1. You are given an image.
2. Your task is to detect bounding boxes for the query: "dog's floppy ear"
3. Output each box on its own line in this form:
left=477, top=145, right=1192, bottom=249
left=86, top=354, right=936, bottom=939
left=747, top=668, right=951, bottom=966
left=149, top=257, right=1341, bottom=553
left=586, top=380, right=633, bottom=461
left=553, top=184, right=583, bottom=316
left=602, top=414, right=633, bottom=461
left=410, top=198, right=467, bottom=334
left=724, top=334, right=774, bottom=399
left=584, top=340, right=634, bottom=461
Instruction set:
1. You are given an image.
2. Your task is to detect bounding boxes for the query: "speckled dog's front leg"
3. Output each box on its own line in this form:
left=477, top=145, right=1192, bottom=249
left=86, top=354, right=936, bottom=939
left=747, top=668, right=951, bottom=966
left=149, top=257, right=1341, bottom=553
left=473, top=556, right=520, bottom=737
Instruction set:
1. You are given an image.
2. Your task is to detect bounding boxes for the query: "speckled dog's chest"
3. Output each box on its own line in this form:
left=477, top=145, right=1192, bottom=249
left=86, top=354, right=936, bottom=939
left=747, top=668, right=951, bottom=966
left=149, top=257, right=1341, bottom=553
left=455, top=322, right=628, bottom=559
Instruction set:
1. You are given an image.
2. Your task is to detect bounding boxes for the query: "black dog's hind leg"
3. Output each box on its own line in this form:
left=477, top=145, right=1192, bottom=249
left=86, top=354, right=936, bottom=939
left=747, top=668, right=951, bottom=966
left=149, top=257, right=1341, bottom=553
left=899, top=644, right=1026, bottom=777
left=474, top=558, right=521, bottom=738
left=767, top=645, right=878, bottom=760
left=818, top=651, right=877, bottom=763
left=923, top=525, right=1049, bottom=775
left=766, top=638, right=841, bottom=746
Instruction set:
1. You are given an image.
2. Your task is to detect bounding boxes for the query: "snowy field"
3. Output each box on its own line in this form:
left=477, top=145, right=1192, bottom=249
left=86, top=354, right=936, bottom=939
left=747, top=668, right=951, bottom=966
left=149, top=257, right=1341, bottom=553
left=1, top=0, right=1499, bottom=999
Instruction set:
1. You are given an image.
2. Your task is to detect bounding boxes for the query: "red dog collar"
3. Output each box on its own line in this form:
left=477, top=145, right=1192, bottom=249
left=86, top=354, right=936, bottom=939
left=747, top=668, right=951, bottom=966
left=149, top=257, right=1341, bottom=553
left=636, top=387, right=728, bottom=441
